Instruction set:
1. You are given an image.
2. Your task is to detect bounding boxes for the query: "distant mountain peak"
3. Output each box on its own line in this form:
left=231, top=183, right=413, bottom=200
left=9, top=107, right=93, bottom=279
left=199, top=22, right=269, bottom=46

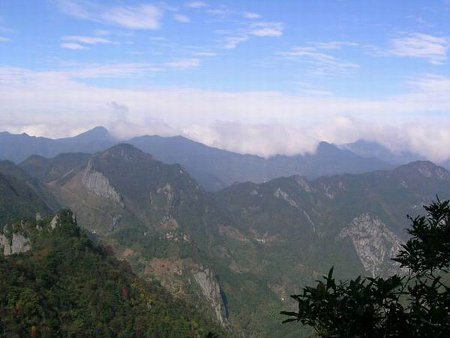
left=86, top=126, right=108, bottom=134
left=344, top=139, right=423, bottom=165
left=99, top=143, right=151, bottom=161
left=315, top=141, right=343, bottom=154
left=73, top=126, right=112, bottom=140
left=395, top=161, right=450, bottom=180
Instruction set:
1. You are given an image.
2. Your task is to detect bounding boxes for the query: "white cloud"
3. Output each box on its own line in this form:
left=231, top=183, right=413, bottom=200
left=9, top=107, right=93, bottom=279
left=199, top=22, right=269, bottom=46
left=389, top=33, right=449, bottom=64
left=224, top=36, right=248, bottom=49
left=102, top=4, right=162, bottom=29
left=223, top=22, right=284, bottom=49
left=62, top=35, right=111, bottom=45
left=55, top=0, right=163, bottom=30
left=249, top=22, right=284, bottom=37
left=408, top=74, right=450, bottom=93
left=184, top=121, right=319, bottom=156
left=193, top=51, right=217, bottom=57
left=243, top=12, right=261, bottom=19
left=281, top=46, right=359, bottom=76
left=67, top=63, right=163, bottom=78
left=0, top=36, right=9, bottom=42
left=42, top=60, right=200, bottom=79
left=1, top=67, right=450, bottom=160
left=60, top=42, right=88, bottom=50
left=174, top=13, right=191, bottom=23
left=186, top=1, right=208, bottom=9
left=313, top=41, right=359, bottom=50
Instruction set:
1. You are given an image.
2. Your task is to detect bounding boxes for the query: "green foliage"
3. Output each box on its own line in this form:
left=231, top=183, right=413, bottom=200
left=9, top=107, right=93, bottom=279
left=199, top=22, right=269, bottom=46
left=0, top=172, right=50, bottom=224
left=281, top=199, right=450, bottom=337
left=394, top=198, right=450, bottom=273
left=0, top=210, right=224, bottom=337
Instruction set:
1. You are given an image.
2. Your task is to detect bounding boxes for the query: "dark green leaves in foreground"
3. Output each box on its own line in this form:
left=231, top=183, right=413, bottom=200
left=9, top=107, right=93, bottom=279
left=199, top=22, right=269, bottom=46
left=281, top=199, right=450, bottom=337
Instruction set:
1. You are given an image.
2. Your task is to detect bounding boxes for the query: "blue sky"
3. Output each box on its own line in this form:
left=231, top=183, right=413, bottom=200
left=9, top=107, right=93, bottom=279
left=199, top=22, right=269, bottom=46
left=1, top=1, right=450, bottom=160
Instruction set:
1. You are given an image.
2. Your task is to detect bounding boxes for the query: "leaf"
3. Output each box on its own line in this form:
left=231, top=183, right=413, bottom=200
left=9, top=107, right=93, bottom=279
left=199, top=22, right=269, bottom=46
left=282, top=318, right=299, bottom=324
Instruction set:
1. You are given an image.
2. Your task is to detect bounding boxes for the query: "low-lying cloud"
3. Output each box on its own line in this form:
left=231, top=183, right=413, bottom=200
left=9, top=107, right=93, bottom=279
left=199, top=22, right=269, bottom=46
left=1, top=66, right=450, bottom=161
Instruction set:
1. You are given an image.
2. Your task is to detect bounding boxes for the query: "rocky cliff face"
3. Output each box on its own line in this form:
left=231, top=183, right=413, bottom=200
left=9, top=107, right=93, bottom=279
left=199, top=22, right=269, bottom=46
left=0, top=220, right=32, bottom=256
left=193, top=267, right=229, bottom=326
left=81, top=160, right=123, bottom=205
left=339, top=214, right=403, bottom=277
left=0, top=232, right=31, bottom=256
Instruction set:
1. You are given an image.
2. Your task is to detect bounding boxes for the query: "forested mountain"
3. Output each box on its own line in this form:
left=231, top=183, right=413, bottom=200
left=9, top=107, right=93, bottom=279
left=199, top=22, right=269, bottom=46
left=1, top=127, right=394, bottom=191
left=0, top=210, right=225, bottom=337
left=5, top=144, right=450, bottom=337
left=0, top=161, right=53, bottom=224
left=216, top=161, right=450, bottom=279
left=17, top=144, right=243, bottom=332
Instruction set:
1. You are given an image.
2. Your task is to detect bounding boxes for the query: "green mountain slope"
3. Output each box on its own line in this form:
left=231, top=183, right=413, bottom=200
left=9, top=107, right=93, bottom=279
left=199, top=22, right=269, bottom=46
left=18, top=144, right=293, bottom=336
left=20, top=144, right=239, bottom=329
left=0, top=162, right=52, bottom=224
left=0, top=209, right=225, bottom=337
left=15, top=144, right=450, bottom=337
left=216, top=161, right=450, bottom=278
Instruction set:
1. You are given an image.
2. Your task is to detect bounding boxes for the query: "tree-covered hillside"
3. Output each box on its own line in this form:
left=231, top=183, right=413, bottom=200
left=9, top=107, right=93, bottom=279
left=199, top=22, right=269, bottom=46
left=11, top=144, right=450, bottom=337
left=0, top=210, right=225, bottom=337
left=0, top=170, right=51, bottom=225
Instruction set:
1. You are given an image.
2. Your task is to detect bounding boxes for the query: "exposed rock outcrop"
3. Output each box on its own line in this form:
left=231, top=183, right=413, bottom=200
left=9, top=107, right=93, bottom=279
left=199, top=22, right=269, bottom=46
left=0, top=232, right=31, bottom=256
left=82, top=160, right=123, bottom=206
left=339, top=214, right=403, bottom=277
left=294, top=176, right=312, bottom=192
left=274, top=188, right=298, bottom=208
left=193, top=267, right=228, bottom=326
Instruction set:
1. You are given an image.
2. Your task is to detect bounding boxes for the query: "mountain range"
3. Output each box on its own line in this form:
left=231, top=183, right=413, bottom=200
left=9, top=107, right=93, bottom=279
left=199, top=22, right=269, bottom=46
left=2, top=142, right=450, bottom=337
left=2, top=126, right=438, bottom=191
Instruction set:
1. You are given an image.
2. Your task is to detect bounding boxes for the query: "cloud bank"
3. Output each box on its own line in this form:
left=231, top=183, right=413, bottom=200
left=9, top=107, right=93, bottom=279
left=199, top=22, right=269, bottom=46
left=0, top=67, right=450, bottom=161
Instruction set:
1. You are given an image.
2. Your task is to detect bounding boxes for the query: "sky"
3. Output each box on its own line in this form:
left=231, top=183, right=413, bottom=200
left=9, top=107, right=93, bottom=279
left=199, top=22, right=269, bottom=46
left=0, top=0, right=450, bottom=160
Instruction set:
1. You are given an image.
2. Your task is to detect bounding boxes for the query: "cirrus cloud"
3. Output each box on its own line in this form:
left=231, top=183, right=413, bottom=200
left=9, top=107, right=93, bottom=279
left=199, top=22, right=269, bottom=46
left=389, top=33, right=449, bottom=65
left=55, top=0, right=163, bottom=30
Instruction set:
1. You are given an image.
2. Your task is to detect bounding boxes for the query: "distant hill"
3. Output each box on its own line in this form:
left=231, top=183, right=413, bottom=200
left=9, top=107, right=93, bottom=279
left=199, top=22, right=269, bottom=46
left=0, top=126, right=115, bottom=163
left=1, top=127, right=393, bottom=191
left=128, top=136, right=392, bottom=191
left=343, top=139, right=423, bottom=165
left=0, top=209, right=225, bottom=337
